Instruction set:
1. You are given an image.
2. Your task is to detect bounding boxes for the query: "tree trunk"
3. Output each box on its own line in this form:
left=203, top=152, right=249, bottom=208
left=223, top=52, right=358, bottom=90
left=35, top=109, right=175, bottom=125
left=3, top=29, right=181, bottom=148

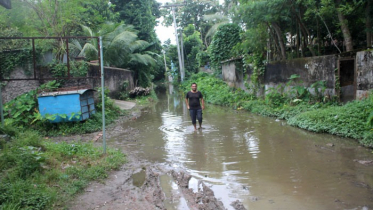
left=335, top=0, right=353, bottom=52
left=317, top=18, right=320, bottom=55
left=271, top=22, right=286, bottom=60
left=367, top=0, right=372, bottom=47
left=296, top=22, right=300, bottom=58
left=291, top=5, right=316, bottom=56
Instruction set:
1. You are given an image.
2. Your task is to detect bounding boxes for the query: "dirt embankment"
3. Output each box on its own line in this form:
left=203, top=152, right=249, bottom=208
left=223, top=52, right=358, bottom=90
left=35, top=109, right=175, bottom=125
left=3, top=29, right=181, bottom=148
left=63, top=105, right=246, bottom=210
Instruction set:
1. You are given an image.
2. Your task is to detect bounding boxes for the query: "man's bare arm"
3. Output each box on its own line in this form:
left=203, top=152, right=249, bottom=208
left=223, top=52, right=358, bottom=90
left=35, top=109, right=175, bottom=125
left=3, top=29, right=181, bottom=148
left=185, top=98, right=190, bottom=109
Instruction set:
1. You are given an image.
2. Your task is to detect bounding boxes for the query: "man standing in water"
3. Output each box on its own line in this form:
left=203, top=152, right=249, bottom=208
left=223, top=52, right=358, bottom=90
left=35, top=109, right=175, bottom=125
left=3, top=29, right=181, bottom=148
left=185, top=83, right=205, bottom=130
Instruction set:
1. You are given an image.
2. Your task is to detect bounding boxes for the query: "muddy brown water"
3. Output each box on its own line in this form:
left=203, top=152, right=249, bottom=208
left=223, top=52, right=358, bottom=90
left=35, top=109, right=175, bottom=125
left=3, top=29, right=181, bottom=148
left=112, top=89, right=373, bottom=210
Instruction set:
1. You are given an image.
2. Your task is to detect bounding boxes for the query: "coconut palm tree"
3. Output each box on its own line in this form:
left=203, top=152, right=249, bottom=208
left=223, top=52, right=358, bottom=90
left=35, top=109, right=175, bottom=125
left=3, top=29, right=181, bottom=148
left=70, top=22, right=158, bottom=86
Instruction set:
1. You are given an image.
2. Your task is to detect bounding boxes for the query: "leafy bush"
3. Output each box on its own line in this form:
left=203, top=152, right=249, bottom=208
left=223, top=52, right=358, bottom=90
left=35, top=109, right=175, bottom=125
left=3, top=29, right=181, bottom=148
left=208, top=24, right=241, bottom=71
left=265, top=86, right=287, bottom=107
left=4, top=81, right=60, bottom=127
left=48, top=60, right=89, bottom=84
left=182, top=72, right=255, bottom=107
left=287, top=99, right=373, bottom=143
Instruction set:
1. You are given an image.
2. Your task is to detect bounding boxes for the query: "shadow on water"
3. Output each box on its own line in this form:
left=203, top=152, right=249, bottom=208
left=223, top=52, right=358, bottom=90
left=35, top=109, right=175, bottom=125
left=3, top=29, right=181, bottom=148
left=116, top=85, right=373, bottom=210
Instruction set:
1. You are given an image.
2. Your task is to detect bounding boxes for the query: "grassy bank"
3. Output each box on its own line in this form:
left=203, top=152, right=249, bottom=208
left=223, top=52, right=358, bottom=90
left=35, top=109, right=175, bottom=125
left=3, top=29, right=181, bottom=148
left=182, top=73, right=373, bottom=147
left=0, top=130, right=125, bottom=209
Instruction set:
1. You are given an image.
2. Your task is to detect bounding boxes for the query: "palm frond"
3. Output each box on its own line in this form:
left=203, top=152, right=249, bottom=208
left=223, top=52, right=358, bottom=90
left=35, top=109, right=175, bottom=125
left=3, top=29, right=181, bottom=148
left=128, top=40, right=149, bottom=52
left=203, top=13, right=229, bottom=22
left=98, top=22, right=117, bottom=36
left=69, top=39, right=83, bottom=56
left=110, top=31, right=138, bottom=47
left=80, top=43, right=98, bottom=58
left=129, top=53, right=156, bottom=66
left=81, top=25, right=94, bottom=37
left=144, top=51, right=160, bottom=57
left=205, top=21, right=229, bottom=39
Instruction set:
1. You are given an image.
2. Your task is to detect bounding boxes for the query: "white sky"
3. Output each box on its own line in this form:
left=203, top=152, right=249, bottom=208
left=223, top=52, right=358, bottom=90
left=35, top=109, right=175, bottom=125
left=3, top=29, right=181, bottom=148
left=156, top=0, right=175, bottom=45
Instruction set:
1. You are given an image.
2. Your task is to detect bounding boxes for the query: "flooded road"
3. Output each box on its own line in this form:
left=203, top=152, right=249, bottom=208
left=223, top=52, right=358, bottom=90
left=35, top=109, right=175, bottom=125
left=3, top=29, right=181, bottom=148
left=113, top=89, right=373, bottom=210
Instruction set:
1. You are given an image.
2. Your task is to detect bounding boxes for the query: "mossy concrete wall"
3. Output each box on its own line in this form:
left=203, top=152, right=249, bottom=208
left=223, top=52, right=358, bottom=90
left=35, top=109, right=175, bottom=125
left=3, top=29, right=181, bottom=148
left=222, top=60, right=245, bottom=89
left=265, top=55, right=337, bottom=96
left=88, top=65, right=134, bottom=98
left=222, top=55, right=338, bottom=96
left=356, top=51, right=373, bottom=99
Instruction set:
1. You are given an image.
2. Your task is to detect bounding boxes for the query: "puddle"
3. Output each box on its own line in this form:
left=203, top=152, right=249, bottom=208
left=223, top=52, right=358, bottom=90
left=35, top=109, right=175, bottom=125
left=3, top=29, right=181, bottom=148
left=159, top=174, right=189, bottom=210
left=132, top=169, right=146, bottom=187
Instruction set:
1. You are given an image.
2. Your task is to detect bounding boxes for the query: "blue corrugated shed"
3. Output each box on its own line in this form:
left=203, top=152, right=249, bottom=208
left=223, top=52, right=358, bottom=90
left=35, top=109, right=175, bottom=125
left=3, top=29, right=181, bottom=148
left=37, top=89, right=96, bottom=123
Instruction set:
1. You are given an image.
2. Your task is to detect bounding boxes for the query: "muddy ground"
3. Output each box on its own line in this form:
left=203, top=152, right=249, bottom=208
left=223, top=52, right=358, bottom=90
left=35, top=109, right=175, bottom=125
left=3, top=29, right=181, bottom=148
left=58, top=106, right=246, bottom=210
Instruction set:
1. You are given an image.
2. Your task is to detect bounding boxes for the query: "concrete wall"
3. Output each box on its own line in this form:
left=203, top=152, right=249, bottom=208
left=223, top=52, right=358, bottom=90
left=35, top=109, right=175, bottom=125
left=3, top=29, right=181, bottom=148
left=221, top=55, right=338, bottom=97
left=265, top=55, right=337, bottom=92
left=89, top=65, right=134, bottom=98
left=356, top=51, right=373, bottom=99
left=1, top=64, right=134, bottom=103
left=2, top=68, right=40, bottom=103
left=222, top=60, right=245, bottom=89
left=221, top=51, right=373, bottom=101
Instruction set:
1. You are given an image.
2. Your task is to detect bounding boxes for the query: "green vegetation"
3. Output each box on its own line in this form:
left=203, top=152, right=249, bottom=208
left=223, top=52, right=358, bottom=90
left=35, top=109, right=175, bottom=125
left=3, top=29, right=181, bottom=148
left=181, top=72, right=254, bottom=107
left=129, top=88, right=158, bottom=106
left=1, top=0, right=163, bottom=87
left=0, top=130, right=125, bottom=209
left=4, top=81, right=124, bottom=136
left=182, top=72, right=373, bottom=147
left=208, top=24, right=241, bottom=71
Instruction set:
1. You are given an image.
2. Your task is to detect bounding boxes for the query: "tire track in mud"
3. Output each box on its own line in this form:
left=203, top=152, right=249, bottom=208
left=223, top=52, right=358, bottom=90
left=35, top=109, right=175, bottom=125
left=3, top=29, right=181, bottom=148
left=68, top=148, right=246, bottom=210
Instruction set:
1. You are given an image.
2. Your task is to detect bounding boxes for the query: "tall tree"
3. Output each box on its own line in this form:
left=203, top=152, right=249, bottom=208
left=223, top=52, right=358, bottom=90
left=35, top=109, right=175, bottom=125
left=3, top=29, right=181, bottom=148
left=161, top=0, right=220, bottom=48
left=183, top=24, right=204, bottom=75
left=111, top=0, right=160, bottom=44
left=208, top=23, right=241, bottom=70
left=111, top=0, right=164, bottom=83
left=237, top=0, right=291, bottom=60
left=334, top=0, right=353, bottom=52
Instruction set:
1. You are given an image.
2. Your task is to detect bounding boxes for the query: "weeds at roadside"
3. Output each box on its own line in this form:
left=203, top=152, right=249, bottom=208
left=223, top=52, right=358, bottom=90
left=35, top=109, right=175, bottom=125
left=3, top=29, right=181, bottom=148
left=0, top=130, right=126, bottom=209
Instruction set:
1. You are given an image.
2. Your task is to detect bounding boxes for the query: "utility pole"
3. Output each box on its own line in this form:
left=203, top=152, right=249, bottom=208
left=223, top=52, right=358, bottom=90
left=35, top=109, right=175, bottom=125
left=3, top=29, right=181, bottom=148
left=180, top=29, right=185, bottom=76
left=161, top=3, right=185, bottom=81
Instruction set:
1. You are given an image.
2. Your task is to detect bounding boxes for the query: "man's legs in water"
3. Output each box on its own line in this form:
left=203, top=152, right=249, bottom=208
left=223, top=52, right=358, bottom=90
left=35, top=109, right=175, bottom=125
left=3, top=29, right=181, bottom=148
left=197, top=109, right=203, bottom=129
left=189, top=109, right=197, bottom=130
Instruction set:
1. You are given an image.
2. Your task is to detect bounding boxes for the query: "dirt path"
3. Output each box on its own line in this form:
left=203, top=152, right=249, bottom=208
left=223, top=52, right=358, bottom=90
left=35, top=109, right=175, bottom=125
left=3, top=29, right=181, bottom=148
left=62, top=103, right=246, bottom=210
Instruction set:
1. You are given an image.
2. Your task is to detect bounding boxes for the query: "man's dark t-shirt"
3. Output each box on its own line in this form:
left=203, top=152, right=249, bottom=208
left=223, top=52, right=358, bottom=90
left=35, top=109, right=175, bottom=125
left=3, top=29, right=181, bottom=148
left=186, top=91, right=203, bottom=110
